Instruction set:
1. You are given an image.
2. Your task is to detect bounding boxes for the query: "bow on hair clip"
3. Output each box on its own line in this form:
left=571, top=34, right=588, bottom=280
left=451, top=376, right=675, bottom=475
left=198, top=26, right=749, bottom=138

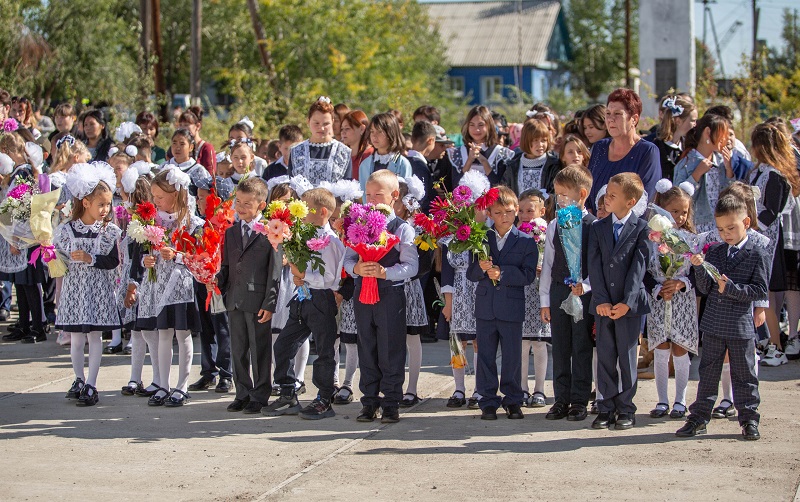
left=266, top=175, right=290, bottom=193
left=237, top=116, right=255, bottom=130
left=289, top=174, right=313, bottom=198
left=56, top=134, right=76, bottom=149
left=317, top=96, right=331, bottom=104
left=655, top=178, right=695, bottom=198
left=525, top=110, right=537, bottom=118
left=115, top=122, right=142, bottom=143
left=216, top=152, right=230, bottom=164
left=65, top=162, right=117, bottom=199
left=165, top=166, right=191, bottom=191
left=24, top=142, right=44, bottom=170
left=120, top=165, right=140, bottom=194
left=661, top=97, right=684, bottom=117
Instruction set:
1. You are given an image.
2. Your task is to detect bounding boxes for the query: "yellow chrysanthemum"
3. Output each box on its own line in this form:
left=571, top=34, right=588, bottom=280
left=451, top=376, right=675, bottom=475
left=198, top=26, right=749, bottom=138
left=268, top=200, right=286, bottom=215
left=288, top=200, right=309, bottom=219
left=375, top=203, right=393, bottom=216
left=378, top=231, right=388, bottom=246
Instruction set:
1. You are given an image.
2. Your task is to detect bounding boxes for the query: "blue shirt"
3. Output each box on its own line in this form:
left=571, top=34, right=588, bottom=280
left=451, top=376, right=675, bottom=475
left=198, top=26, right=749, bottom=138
left=587, top=138, right=661, bottom=212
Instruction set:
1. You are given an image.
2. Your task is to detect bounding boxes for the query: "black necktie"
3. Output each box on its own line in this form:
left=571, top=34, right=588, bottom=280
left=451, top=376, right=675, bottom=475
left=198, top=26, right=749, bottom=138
left=728, top=246, right=739, bottom=261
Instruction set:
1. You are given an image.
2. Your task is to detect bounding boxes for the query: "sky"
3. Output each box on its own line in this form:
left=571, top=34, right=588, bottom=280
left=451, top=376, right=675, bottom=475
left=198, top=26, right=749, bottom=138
left=419, top=0, right=797, bottom=78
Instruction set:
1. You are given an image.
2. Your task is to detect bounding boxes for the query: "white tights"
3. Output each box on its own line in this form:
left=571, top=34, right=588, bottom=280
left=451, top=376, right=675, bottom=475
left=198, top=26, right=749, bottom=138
left=140, top=330, right=161, bottom=390
left=70, top=331, right=102, bottom=387
left=405, top=334, right=422, bottom=395
left=157, top=329, right=192, bottom=393
left=128, top=330, right=146, bottom=383
left=521, top=340, right=548, bottom=394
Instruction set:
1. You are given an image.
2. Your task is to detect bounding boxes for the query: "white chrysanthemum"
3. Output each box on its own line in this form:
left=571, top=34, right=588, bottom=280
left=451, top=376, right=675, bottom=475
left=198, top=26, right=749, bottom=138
left=458, top=170, right=490, bottom=204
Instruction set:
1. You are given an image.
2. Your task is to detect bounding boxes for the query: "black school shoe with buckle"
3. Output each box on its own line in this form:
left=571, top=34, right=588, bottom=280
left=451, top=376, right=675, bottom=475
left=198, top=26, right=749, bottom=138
left=261, top=394, right=302, bottom=416
left=163, top=389, right=191, bottom=407
left=147, top=387, right=169, bottom=406
left=65, top=378, right=85, bottom=399
left=300, top=397, right=336, bottom=420
left=712, top=399, right=735, bottom=419
left=545, top=401, right=569, bottom=420
left=503, top=404, right=524, bottom=419
left=76, top=384, right=99, bottom=407
left=741, top=420, right=760, bottom=440
left=121, top=381, right=143, bottom=396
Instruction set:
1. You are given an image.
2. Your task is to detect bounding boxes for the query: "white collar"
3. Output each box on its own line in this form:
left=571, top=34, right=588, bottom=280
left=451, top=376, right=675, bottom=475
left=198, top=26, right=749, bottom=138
left=73, top=219, right=103, bottom=233
left=730, top=236, right=748, bottom=250
left=309, top=139, right=334, bottom=148
left=492, top=226, right=513, bottom=240
left=374, top=152, right=395, bottom=164
left=407, top=150, right=426, bottom=163
left=170, top=158, right=196, bottom=170
left=612, top=211, right=632, bottom=226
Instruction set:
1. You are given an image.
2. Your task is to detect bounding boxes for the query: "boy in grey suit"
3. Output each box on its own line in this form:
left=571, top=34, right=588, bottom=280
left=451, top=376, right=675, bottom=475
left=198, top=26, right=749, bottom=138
left=588, top=172, right=650, bottom=431
left=216, top=177, right=282, bottom=414
left=677, top=194, right=770, bottom=440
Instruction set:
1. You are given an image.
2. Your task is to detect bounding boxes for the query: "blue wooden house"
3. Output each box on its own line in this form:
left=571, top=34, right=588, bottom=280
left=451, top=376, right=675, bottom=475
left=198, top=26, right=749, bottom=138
left=426, top=0, right=572, bottom=105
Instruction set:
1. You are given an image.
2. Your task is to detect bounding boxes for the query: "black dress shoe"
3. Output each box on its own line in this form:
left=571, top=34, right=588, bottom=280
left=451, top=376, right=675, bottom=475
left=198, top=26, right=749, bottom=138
left=103, top=343, right=123, bottom=354
left=504, top=404, right=524, bottom=419
left=650, top=403, right=670, bottom=418
left=676, top=419, right=707, bottom=437
left=76, top=384, right=99, bottom=407
left=3, top=328, right=29, bottom=342
left=21, top=330, right=46, bottom=344
left=188, top=376, right=216, bottom=391
left=741, top=421, right=760, bottom=440
left=614, top=413, right=636, bottom=430
left=227, top=397, right=250, bottom=412
left=381, top=406, right=400, bottom=423
left=481, top=406, right=498, bottom=420
left=215, top=378, right=232, bottom=393
left=242, top=400, right=263, bottom=414
left=357, top=405, right=378, bottom=422
left=592, top=412, right=616, bottom=429
left=135, top=383, right=159, bottom=397
left=566, top=404, right=588, bottom=421
left=545, top=401, right=569, bottom=420
left=65, top=378, right=85, bottom=399
left=148, top=388, right=169, bottom=406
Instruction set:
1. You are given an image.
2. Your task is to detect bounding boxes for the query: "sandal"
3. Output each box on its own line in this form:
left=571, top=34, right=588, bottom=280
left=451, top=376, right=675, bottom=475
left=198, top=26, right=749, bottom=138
left=164, top=389, right=191, bottom=408
left=121, top=381, right=142, bottom=396
left=333, top=385, right=354, bottom=405
left=649, top=402, right=670, bottom=418
left=446, top=390, right=466, bottom=408
left=670, top=403, right=687, bottom=419
left=123, top=345, right=132, bottom=355
left=400, top=393, right=420, bottom=408
left=467, top=395, right=480, bottom=409
left=136, top=382, right=159, bottom=397
left=530, top=392, right=547, bottom=408
left=147, top=386, right=169, bottom=406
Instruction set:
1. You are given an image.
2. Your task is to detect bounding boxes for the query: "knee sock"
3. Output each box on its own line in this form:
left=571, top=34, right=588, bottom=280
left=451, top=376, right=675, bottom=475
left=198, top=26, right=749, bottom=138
left=86, top=331, right=102, bottom=387
left=593, top=347, right=602, bottom=400
left=452, top=366, right=466, bottom=394
left=141, top=330, right=161, bottom=390
left=521, top=340, right=533, bottom=393
left=673, top=353, right=690, bottom=407
left=654, top=348, right=671, bottom=405
left=129, top=331, right=146, bottom=383
left=111, top=328, right=122, bottom=346
left=343, top=343, right=358, bottom=388
left=406, top=334, right=422, bottom=395
left=532, top=341, right=548, bottom=395
left=333, top=338, right=341, bottom=387
left=157, top=329, right=175, bottom=391
left=70, top=332, right=87, bottom=381
left=721, top=362, right=733, bottom=404
left=175, top=329, right=193, bottom=393
left=294, top=338, right=310, bottom=385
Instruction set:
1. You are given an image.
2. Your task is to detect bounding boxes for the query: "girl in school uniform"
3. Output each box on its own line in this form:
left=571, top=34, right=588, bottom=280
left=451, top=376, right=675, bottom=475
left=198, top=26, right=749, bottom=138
left=164, top=128, right=213, bottom=204
left=289, top=97, right=352, bottom=187
left=129, top=167, right=204, bottom=407
left=177, top=106, right=217, bottom=175
left=356, top=113, right=412, bottom=191
left=55, top=163, right=121, bottom=406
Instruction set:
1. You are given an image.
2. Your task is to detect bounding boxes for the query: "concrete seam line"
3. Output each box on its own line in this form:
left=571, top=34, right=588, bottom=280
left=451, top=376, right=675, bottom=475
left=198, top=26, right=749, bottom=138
left=252, top=378, right=455, bottom=501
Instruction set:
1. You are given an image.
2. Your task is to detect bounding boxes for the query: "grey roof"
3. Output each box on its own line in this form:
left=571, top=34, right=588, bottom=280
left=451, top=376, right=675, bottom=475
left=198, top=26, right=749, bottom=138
left=426, top=0, right=561, bottom=68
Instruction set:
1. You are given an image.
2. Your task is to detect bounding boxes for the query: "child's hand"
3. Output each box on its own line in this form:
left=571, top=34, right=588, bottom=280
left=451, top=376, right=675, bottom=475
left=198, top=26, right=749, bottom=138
left=257, top=309, right=272, bottom=324
left=70, top=250, right=91, bottom=263
left=205, top=280, right=216, bottom=292
left=717, top=274, right=728, bottom=294
left=609, top=303, right=630, bottom=319
left=9, top=245, right=20, bottom=256
left=596, top=303, right=613, bottom=317
left=754, top=307, right=766, bottom=328
left=570, top=283, right=584, bottom=296
left=479, top=259, right=493, bottom=272
left=690, top=253, right=704, bottom=266
left=160, top=247, right=176, bottom=261
left=536, top=265, right=542, bottom=277
left=124, top=289, right=137, bottom=308
left=143, top=255, right=157, bottom=268
left=540, top=307, right=551, bottom=324
left=292, top=275, right=305, bottom=287
left=290, top=263, right=305, bottom=280
left=486, top=266, right=501, bottom=281
left=442, top=301, right=452, bottom=322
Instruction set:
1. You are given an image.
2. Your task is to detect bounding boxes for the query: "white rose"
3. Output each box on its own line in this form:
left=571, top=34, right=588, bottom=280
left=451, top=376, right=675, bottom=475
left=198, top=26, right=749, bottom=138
left=648, top=214, right=673, bottom=232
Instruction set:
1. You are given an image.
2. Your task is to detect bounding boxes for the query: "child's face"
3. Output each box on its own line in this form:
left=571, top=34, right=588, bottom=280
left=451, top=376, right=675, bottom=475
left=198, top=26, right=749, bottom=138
left=216, top=161, right=234, bottom=178
left=553, top=181, right=586, bottom=209
left=108, top=157, right=127, bottom=181
left=308, top=111, right=333, bottom=141
left=365, top=180, right=397, bottom=206
left=151, top=184, right=177, bottom=213
left=468, top=116, right=488, bottom=144
left=518, top=197, right=545, bottom=223
left=715, top=212, right=750, bottom=246
left=235, top=191, right=266, bottom=222
left=55, top=113, right=75, bottom=133
left=528, top=137, right=548, bottom=158
left=370, top=126, right=390, bottom=153
left=278, top=140, right=294, bottom=162
left=228, top=129, right=247, bottom=143
left=561, top=141, right=584, bottom=166
left=675, top=109, right=698, bottom=137
left=664, top=197, right=690, bottom=230
left=603, top=182, right=635, bottom=217
left=582, top=117, right=605, bottom=144
left=171, top=136, right=192, bottom=163
left=230, top=147, right=253, bottom=174
left=179, top=120, right=200, bottom=139
left=596, top=196, right=609, bottom=219
left=489, top=202, right=518, bottom=233
left=82, top=189, right=112, bottom=223
left=340, top=122, right=363, bottom=149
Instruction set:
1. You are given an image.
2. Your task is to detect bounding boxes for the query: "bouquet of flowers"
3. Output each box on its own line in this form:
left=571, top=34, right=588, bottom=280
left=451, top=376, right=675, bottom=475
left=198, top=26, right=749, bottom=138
left=519, top=217, right=547, bottom=265
left=647, top=204, right=721, bottom=281
left=557, top=203, right=585, bottom=322
left=340, top=201, right=399, bottom=304
left=0, top=175, right=39, bottom=222
left=126, top=201, right=166, bottom=282
left=173, top=189, right=235, bottom=312
left=255, top=198, right=330, bottom=301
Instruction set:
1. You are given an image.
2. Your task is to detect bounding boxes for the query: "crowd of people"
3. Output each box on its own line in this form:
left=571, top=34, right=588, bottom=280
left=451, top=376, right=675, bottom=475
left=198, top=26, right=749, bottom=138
left=1, top=86, right=799, bottom=441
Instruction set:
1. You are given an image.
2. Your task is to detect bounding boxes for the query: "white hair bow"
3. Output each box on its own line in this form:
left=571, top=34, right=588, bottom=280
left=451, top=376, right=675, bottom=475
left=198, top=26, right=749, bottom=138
left=317, top=96, right=331, bottom=104
left=66, top=162, right=117, bottom=199
left=237, top=116, right=255, bottom=130
left=115, top=122, right=142, bottom=143
left=165, top=166, right=191, bottom=191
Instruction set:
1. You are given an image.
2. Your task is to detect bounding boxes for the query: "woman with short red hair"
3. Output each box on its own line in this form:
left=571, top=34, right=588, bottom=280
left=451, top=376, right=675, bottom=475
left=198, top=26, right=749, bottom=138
left=586, top=88, right=661, bottom=212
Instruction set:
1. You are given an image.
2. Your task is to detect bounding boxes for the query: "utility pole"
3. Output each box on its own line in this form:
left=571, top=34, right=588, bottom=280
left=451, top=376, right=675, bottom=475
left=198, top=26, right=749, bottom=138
left=151, top=0, right=168, bottom=122
left=752, top=0, right=759, bottom=69
left=190, top=0, right=202, bottom=107
left=625, top=0, right=632, bottom=88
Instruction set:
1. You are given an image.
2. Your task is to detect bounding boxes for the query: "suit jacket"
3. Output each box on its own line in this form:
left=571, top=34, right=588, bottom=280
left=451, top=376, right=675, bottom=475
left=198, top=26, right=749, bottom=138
left=217, top=221, right=283, bottom=314
left=466, top=225, right=538, bottom=323
left=501, top=151, right=562, bottom=195
left=588, top=214, right=651, bottom=317
left=695, top=240, right=770, bottom=338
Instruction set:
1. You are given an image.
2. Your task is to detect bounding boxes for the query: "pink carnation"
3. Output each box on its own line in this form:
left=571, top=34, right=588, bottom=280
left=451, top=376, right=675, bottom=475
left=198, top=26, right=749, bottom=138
left=3, top=118, right=18, bottom=133
left=307, top=235, right=331, bottom=252
left=252, top=220, right=266, bottom=235
left=143, top=225, right=165, bottom=246
left=657, top=243, right=670, bottom=255
left=648, top=230, right=663, bottom=243
left=455, top=224, right=471, bottom=241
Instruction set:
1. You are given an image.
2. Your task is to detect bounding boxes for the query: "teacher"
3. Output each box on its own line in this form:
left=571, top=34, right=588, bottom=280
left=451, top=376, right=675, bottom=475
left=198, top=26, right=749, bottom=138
left=587, top=89, right=661, bottom=212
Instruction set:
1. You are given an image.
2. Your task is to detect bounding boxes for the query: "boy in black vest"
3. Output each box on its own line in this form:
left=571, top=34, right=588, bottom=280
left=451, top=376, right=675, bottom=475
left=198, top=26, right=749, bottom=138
left=343, top=170, right=419, bottom=423
left=540, top=165, right=596, bottom=421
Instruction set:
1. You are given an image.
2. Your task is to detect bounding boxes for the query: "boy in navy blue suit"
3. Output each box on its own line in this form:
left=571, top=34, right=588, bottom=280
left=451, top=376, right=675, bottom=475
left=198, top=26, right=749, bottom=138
left=676, top=194, right=769, bottom=440
left=588, top=172, right=650, bottom=431
left=467, top=186, right=538, bottom=420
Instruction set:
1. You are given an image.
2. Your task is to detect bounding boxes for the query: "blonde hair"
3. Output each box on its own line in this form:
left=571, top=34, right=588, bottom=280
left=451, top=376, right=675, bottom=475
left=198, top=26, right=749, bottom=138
left=751, top=123, right=800, bottom=197
left=51, top=137, right=89, bottom=173
left=493, top=185, right=519, bottom=209
left=609, top=172, right=644, bottom=201
left=0, top=132, right=28, bottom=163
left=303, top=187, right=336, bottom=214
left=151, top=170, right=189, bottom=227
left=366, top=169, right=399, bottom=192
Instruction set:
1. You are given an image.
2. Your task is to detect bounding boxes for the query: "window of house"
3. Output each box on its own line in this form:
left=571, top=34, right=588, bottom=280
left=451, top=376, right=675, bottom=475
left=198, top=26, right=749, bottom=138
left=450, top=76, right=465, bottom=98
left=480, top=76, right=503, bottom=103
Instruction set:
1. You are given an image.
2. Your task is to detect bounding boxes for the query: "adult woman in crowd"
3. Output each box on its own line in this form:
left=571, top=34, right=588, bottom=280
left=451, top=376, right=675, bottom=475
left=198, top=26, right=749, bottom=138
left=580, top=104, right=609, bottom=147
left=82, top=109, right=114, bottom=163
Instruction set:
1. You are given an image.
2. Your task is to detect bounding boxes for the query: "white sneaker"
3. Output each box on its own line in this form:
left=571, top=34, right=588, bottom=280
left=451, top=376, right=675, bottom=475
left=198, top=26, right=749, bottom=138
left=784, top=337, right=800, bottom=361
left=756, top=338, right=770, bottom=356
left=761, top=344, right=789, bottom=366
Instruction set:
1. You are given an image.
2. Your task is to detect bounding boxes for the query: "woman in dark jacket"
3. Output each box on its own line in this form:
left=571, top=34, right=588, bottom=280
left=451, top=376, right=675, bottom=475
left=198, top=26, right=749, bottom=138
left=82, top=109, right=114, bottom=163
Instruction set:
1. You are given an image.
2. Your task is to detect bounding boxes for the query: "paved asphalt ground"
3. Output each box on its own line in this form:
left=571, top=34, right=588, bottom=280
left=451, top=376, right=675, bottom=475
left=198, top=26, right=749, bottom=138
left=1, top=314, right=799, bottom=501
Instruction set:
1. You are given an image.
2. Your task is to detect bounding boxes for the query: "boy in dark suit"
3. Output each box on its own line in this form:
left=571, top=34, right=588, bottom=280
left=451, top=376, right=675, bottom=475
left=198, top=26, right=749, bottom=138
left=262, top=188, right=345, bottom=420
left=588, top=172, right=650, bottom=430
left=467, top=186, right=538, bottom=420
left=216, top=177, right=282, bottom=414
left=540, top=165, right=596, bottom=421
left=676, top=194, right=770, bottom=440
